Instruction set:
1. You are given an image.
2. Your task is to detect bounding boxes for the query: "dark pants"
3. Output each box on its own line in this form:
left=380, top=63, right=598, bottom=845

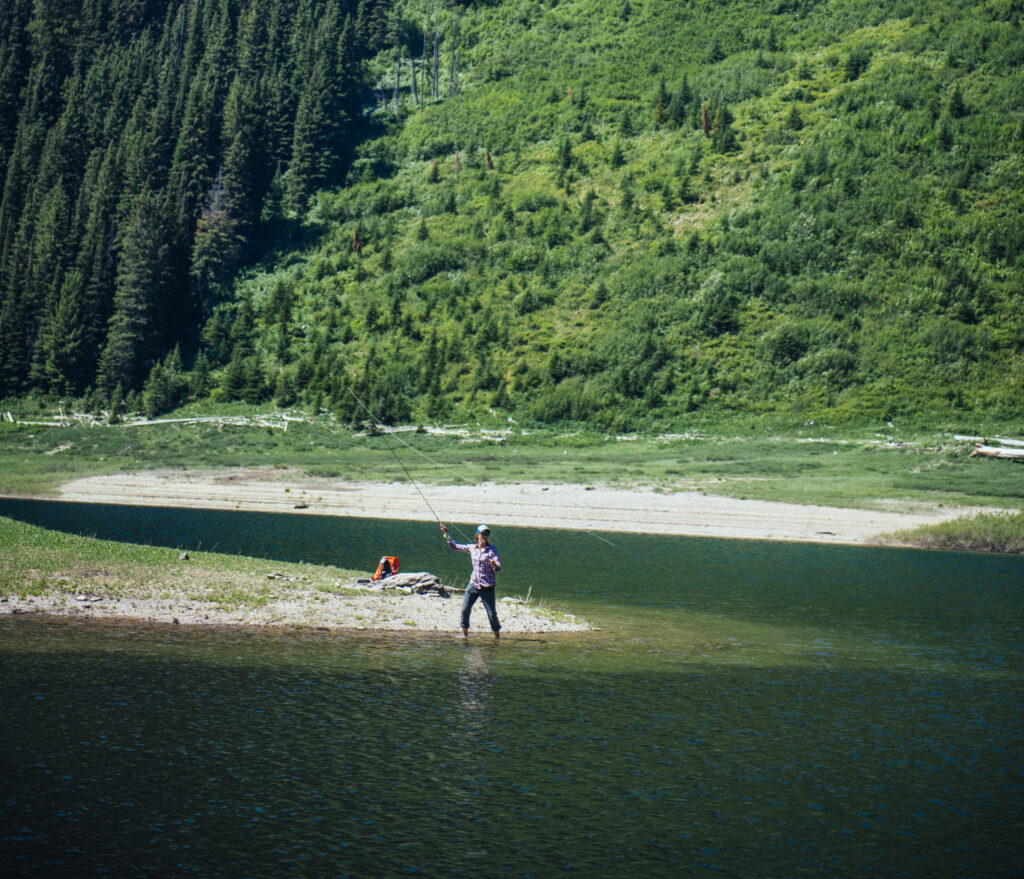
left=461, top=586, right=501, bottom=632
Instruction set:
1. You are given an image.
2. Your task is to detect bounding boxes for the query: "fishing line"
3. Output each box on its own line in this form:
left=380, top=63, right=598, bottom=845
left=348, top=390, right=682, bottom=580
left=357, top=417, right=472, bottom=485
left=348, top=389, right=471, bottom=542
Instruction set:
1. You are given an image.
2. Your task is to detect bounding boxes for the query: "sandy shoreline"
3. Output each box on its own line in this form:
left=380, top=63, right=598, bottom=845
left=1, top=583, right=590, bottom=635
left=50, top=470, right=986, bottom=545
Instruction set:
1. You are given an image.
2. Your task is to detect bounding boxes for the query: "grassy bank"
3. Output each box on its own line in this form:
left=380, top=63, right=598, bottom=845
left=0, top=514, right=368, bottom=607
left=0, top=516, right=589, bottom=632
left=891, top=511, right=1024, bottom=555
left=1, top=405, right=1022, bottom=513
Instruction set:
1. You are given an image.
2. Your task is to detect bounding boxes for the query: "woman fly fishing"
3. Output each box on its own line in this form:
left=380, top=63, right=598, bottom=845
left=441, top=523, right=501, bottom=639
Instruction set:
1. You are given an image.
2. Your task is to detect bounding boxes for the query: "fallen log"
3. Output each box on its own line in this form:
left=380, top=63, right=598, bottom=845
left=970, top=445, right=1024, bottom=461
left=955, top=435, right=1024, bottom=448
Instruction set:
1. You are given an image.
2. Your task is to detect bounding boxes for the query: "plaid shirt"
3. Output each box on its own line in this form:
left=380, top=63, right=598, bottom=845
left=447, top=538, right=501, bottom=590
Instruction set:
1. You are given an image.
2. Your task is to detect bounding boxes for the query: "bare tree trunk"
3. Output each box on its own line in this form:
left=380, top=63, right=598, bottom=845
left=395, top=46, right=402, bottom=111
left=448, top=18, right=458, bottom=98
left=421, top=14, right=429, bottom=104
left=410, top=54, right=418, bottom=107
left=433, top=23, right=440, bottom=99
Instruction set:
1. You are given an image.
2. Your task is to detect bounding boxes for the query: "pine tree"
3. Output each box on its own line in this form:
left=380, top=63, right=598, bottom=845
left=191, top=169, right=243, bottom=317
left=37, top=268, right=87, bottom=393
left=73, top=141, right=123, bottom=388
left=27, top=180, right=73, bottom=388
left=948, top=84, right=967, bottom=119
left=653, top=78, right=667, bottom=126
left=558, top=135, right=573, bottom=170
left=712, top=103, right=738, bottom=152
left=285, top=5, right=352, bottom=217
left=611, top=140, right=624, bottom=168
left=142, top=345, right=188, bottom=417
left=220, top=76, right=264, bottom=229
left=667, top=76, right=691, bottom=127
left=221, top=352, right=247, bottom=400
left=619, top=108, right=633, bottom=137
left=0, top=0, right=33, bottom=157
left=98, top=187, right=168, bottom=392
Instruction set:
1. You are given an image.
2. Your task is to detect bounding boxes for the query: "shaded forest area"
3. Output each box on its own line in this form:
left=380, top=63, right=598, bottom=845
left=0, top=0, right=395, bottom=398
left=1, top=0, right=1023, bottom=429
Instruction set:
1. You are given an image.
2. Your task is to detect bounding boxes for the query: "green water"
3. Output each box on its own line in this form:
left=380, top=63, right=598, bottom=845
left=1, top=501, right=1021, bottom=876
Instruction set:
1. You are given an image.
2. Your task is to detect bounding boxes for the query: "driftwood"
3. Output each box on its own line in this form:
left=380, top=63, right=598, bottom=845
left=956, top=435, right=1024, bottom=448
left=970, top=445, right=1024, bottom=461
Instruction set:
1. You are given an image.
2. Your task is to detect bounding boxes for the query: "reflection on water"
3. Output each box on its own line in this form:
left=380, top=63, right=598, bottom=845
left=1, top=499, right=1022, bottom=876
left=458, top=646, right=494, bottom=730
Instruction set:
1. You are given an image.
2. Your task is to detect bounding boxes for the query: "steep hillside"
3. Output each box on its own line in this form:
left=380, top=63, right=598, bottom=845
left=3, top=0, right=1023, bottom=429
left=0, top=0, right=388, bottom=396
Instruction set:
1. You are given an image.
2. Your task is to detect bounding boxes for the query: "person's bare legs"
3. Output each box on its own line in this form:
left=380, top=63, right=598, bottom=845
left=461, top=627, right=468, bottom=638
left=494, top=630, right=500, bottom=640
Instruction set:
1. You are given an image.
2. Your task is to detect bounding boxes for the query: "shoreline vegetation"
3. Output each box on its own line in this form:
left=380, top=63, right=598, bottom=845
left=1, top=406, right=1021, bottom=553
left=2, top=405, right=1021, bottom=504
left=889, top=511, right=1024, bottom=555
left=0, top=517, right=591, bottom=635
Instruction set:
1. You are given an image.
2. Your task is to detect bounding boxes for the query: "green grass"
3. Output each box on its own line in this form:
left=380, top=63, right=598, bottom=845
left=1, top=409, right=1021, bottom=513
left=891, top=510, right=1024, bottom=554
left=0, top=515, right=370, bottom=607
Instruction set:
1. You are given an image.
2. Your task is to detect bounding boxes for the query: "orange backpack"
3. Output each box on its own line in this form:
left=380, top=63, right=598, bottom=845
left=372, top=556, right=399, bottom=581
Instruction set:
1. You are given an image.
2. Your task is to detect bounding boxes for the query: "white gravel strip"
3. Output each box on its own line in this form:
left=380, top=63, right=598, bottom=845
left=54, top=472, right=994, bottom=545
left=0, top=585, right=590, bottom=635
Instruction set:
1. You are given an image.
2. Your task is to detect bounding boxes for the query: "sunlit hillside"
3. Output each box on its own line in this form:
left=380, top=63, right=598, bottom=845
left=2, top=0, right=1022, bottom=429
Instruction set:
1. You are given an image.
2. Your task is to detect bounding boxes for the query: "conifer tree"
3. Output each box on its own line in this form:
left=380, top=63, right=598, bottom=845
left=558, top=135, right=573, bottom=169
left=36, top=268, right=87, bottom=393
left=948, top=85, right=967, bottom=119
left=286, top=56, right=332, bottom=212
left=667, top=76, right=691, bottom=127
left=73, top=141, right=123, bottom=386
left=27, top=180, right=73, bottom=385
left=0, top=0, right=33, bottom=157
left=712, top=103, right=738, bottom=152
left=98, top=187, right=168, bottom=392
left=654, top=78, right=667, bottom=126
left=191, top=170, right=243, bottom=317
left=611, top=140, right=624, bottom=168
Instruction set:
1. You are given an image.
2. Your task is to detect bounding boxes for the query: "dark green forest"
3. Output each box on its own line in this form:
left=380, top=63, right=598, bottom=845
left=1, top=0, right=1022, bottom=429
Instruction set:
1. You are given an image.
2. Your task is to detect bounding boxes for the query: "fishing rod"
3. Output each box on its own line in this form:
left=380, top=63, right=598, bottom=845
left=348, top=389, right=444, bottom=523
left=347, top=389, right=682, bottom=581
left=347, top=389, right=471, bottom=545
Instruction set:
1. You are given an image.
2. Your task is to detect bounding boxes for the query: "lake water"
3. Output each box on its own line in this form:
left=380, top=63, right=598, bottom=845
left=1, top=499, right=1022, bottom=877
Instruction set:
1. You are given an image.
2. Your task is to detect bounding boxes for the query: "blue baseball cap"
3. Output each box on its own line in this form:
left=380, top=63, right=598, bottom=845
left=476, top=524, right=491, bottom=533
